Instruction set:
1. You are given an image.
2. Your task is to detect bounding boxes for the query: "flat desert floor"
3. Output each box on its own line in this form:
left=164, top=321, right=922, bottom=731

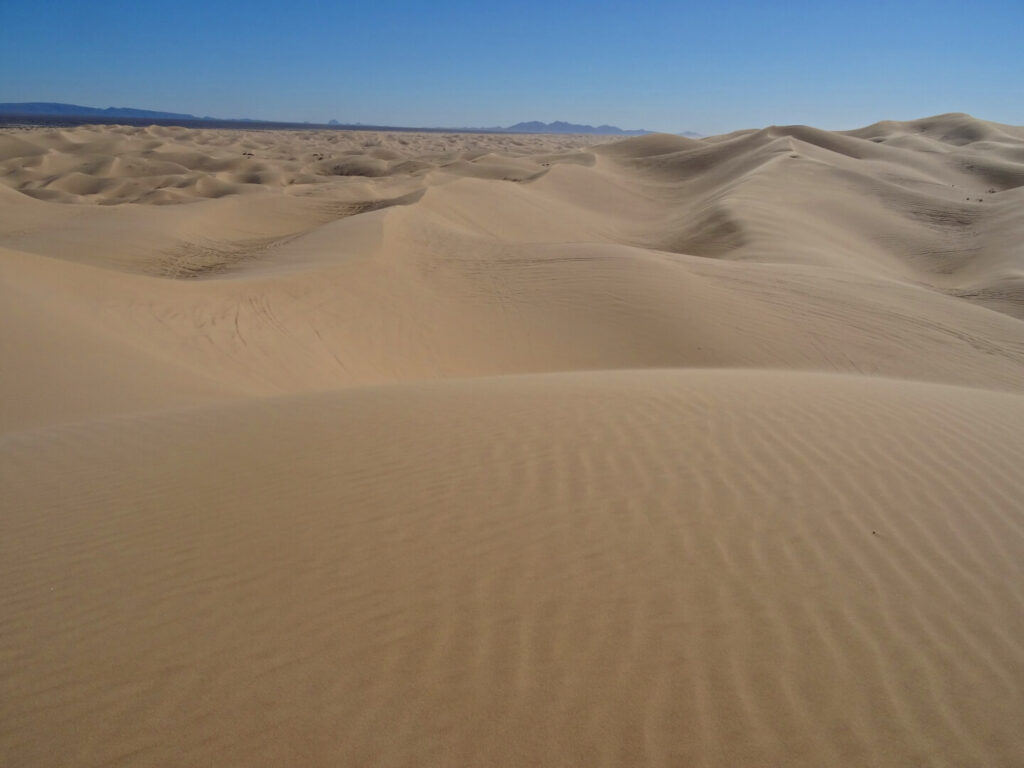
left=2, top=115, right=1024, bottom=767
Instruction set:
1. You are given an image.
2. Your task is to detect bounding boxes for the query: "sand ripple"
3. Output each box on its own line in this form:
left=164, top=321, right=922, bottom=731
left=3, top=114, right=1024, bottom=766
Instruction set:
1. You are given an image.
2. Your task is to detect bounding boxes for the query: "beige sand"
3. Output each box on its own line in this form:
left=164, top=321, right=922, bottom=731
left=2, top=115, right=1023, bottom=766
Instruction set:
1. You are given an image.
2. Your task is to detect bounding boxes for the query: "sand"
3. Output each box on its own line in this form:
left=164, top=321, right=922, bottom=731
left=2, top=114, right=1023, bottom=766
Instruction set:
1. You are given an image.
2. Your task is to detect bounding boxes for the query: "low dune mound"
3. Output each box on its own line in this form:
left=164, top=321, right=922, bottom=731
left=0, top=124, right=605, bottom=205
left=308, top=155, right=392, bottom=177
left=2, top=117, right=1024, bottom=768
left=0, top=133, right=47, bottom=161
left=592, top=131, right=698, bottom=158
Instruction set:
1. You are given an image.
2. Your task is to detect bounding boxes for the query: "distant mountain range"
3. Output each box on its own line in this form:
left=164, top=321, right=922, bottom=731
left=498, top=121, right=650, bottom=135
left=0, top=102, right=214, bottom=121
left=0, top=102, right=701, bottom=137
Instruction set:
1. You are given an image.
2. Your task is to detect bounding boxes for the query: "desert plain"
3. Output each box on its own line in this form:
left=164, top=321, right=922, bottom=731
left=2, top=114, right=1024, bottom=766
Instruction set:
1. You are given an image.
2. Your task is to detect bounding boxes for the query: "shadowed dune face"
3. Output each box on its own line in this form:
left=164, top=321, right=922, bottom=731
left=2, top=115, right=1024, bottom=768
left=593, top=115, right=1024, bottom=296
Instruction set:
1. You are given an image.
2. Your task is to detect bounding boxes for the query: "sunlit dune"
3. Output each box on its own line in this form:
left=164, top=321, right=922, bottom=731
left=3, top=115, right=1024, bottom=767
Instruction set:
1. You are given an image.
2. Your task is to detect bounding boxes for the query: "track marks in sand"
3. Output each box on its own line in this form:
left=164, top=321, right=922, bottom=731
left=156, top=234, right=308, bottom=278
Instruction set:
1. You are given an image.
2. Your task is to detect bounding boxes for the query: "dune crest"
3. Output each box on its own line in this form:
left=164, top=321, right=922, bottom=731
left=2, top=115, right=1024, bottom=767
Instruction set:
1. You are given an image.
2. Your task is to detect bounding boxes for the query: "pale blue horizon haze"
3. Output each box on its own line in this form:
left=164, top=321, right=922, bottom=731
left=2, top=0, right=1022, bottom=135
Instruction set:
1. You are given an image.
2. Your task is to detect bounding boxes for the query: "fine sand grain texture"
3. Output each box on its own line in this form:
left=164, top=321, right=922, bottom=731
left=2, top=116, right=1024, bottom=767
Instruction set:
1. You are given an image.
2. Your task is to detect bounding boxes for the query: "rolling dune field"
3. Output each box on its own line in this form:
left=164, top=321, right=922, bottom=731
left=2, top=114, right=1024, bottom=767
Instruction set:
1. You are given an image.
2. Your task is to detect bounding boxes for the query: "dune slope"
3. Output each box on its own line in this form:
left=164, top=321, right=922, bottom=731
left=2, top=116, right=1024, bottom=767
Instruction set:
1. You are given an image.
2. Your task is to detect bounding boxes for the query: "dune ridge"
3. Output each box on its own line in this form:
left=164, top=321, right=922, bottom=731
left=2, top=114, right=1024, bottom=767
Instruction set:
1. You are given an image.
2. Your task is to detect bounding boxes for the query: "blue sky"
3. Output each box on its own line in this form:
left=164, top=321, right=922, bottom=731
left=2, top=0, right=1022, bottom=134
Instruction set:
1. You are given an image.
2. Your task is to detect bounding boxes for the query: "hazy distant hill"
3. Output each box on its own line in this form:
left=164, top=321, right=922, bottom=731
left=499, top=122, right=702, bottom=137
left=0, top=103, right=701, bottom=136
left=501, top=121, right=651, bottom=135
left=0, top=102, right=209, bottom=120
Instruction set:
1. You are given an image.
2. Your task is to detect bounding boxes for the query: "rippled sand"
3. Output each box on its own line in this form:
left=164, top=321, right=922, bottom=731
left=2, top=114, right=1024, bottom=767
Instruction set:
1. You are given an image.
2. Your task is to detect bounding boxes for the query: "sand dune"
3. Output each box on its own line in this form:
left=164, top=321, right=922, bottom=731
left=2, top=115, right=1024, bottom=766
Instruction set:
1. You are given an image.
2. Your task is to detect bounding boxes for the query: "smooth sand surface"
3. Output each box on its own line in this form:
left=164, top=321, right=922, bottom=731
left=2, top=115, right=1024, bottom=766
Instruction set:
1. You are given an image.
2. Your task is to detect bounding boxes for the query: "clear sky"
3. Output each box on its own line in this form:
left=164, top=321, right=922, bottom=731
left=2, top=0, right=1022, bottom=134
